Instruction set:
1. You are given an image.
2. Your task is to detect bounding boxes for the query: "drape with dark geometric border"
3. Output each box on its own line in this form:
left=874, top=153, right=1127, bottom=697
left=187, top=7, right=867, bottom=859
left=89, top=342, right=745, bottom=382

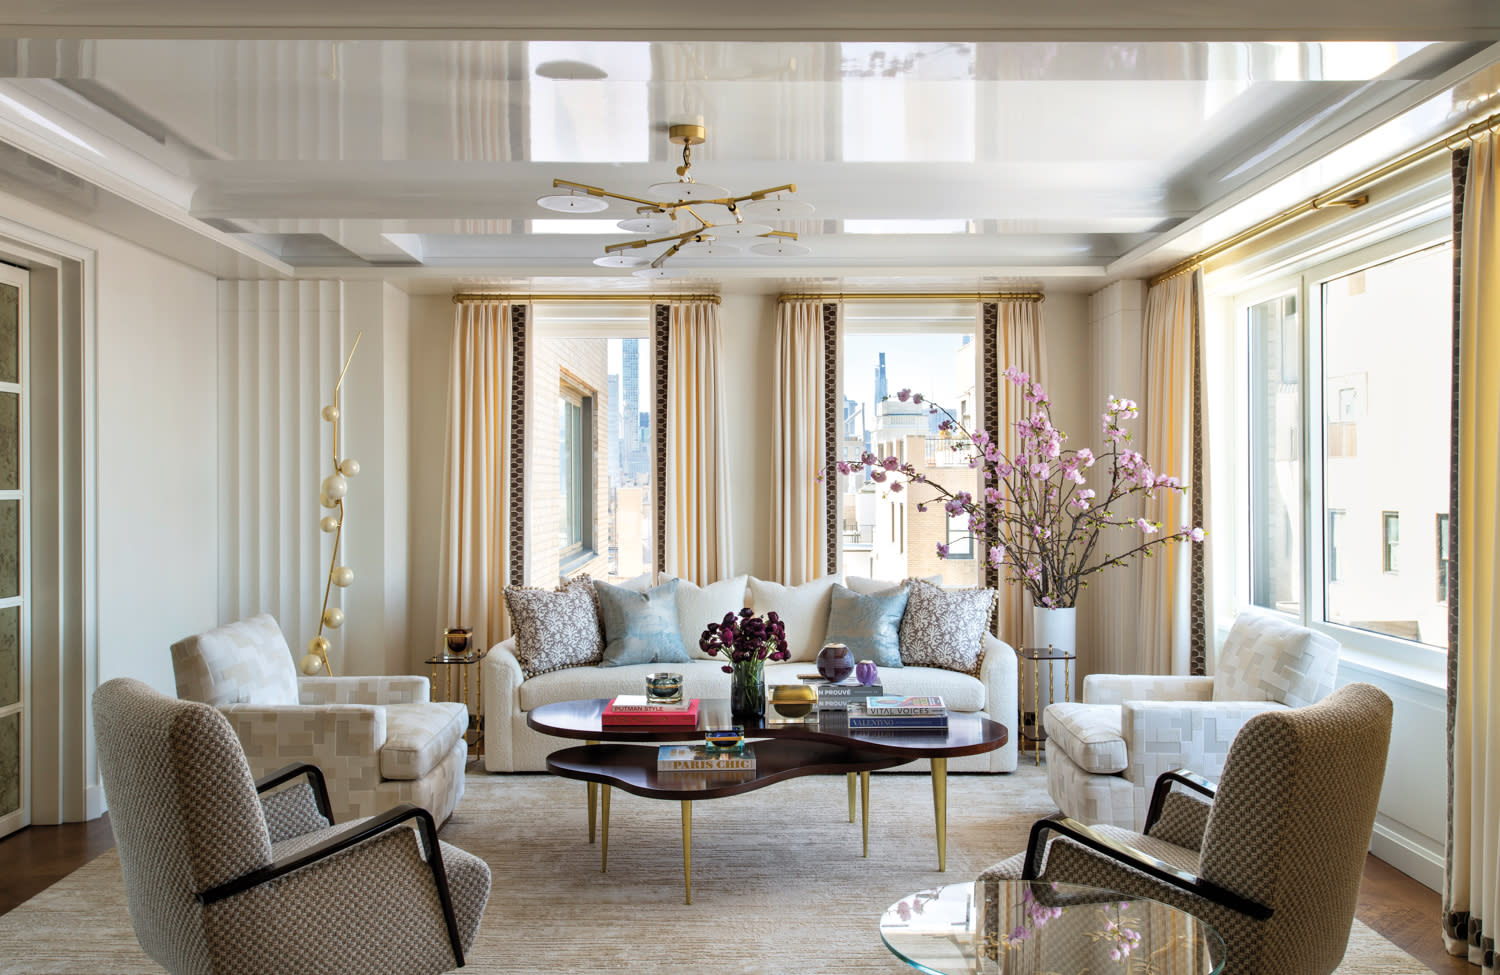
left=1445, top=132, right=1500, bottom=974
left=771, top=299, right=837, bottom=584
left=660, top=299, right=734, bottom=584
left=437, top=299, right=524, bottom=652
left=980, top=297, right=1048, bottom=648
left=1139, top=269, right=1209, bottom=677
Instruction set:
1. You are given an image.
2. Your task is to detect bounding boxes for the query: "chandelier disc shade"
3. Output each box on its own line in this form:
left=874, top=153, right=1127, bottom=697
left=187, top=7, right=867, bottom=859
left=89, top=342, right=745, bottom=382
left=538, top=123, right=810, bottom=272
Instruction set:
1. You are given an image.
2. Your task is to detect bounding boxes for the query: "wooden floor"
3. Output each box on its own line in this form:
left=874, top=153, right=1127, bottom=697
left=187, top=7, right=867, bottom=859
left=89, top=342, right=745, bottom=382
left=0, top=816, right=1474, bottom=972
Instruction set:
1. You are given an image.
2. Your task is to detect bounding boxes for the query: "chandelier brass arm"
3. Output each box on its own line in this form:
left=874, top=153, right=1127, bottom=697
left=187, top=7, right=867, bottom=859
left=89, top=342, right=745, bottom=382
left=550, top=178, right=800, bottom=217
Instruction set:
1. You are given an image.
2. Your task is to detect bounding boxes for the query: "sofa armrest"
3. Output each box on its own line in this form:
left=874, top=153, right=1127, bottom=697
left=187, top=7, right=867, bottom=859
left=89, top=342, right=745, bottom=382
left=298, top=675, right=431, bottom=706
left=220, top=703, right=387, bottom=773
left=1083, top=674, right=1215, bottom=706
left=979, top=632, right=1019, bottom=772
left=482, top=638, right=524, bottom=772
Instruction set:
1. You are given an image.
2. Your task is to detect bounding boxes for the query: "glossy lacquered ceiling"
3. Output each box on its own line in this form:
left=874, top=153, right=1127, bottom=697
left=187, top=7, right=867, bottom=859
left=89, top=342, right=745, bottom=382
left=0, top=36, right=1496, bottom=290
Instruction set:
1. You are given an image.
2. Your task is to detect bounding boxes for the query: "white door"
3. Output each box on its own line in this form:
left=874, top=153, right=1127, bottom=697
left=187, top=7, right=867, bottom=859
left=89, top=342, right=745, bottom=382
left=0, top=262, right=28, bottom=839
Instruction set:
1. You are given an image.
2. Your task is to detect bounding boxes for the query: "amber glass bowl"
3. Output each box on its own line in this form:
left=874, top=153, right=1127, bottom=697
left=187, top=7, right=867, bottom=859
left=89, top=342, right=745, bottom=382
left=769, top=683, right=817, bottom=718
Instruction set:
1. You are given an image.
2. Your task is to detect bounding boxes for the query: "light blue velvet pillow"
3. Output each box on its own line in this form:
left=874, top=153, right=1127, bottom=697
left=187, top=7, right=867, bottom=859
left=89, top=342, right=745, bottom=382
left=823, top=583, right=909, bottom=668
left=594, top=578, right=691, bottom=667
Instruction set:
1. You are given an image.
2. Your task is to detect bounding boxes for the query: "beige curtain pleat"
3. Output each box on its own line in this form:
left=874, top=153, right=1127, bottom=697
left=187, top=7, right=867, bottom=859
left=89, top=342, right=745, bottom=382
left=1137, top=269, right=1204, bottom=676
left=992, top=299, right=1049, bottom=649
left=1447, top=132, right=1500, bottom=972
left=437, top=300, right=511, bottom=651
left=665, top=300, right=733, bottom=584
left=771, top=300, right=827, bottom=584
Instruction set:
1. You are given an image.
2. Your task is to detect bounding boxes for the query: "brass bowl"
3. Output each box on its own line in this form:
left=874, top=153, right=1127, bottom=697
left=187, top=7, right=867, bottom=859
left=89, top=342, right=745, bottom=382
left=770, top=683, right=817, bottom=718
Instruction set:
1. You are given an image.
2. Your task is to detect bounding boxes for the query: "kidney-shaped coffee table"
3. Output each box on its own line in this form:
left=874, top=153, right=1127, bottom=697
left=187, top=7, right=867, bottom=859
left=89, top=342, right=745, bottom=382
left=529, top=698, right=1009, bottom=903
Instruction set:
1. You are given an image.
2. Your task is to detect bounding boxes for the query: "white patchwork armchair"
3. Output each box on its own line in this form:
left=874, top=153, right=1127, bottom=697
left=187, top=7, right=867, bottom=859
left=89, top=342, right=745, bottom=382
left=1043, top=609, right=1340, bottom=829
left=171, top=614, right=468, bottom=825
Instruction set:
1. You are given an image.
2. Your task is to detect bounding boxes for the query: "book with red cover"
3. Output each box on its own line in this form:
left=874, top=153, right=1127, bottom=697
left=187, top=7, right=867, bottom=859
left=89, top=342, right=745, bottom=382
left=601, top=697, right=701, bottom=726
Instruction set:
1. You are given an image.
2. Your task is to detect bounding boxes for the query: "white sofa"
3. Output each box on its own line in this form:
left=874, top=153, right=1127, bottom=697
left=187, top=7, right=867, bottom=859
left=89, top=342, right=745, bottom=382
left=482, top=575, right=1019, bottom=774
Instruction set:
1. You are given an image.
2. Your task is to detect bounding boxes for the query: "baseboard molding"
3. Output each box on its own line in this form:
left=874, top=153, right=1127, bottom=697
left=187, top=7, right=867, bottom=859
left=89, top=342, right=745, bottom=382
left=1370, top=821, right=1443, bottom=891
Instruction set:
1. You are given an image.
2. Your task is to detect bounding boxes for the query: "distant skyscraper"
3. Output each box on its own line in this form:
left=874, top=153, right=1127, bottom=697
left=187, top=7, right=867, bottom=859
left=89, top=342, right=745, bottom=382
left=621, top=339, right=644, bottom=478
left=608, top=374, right=622, bottom=480
left=874, top=352, right=888, bottom=404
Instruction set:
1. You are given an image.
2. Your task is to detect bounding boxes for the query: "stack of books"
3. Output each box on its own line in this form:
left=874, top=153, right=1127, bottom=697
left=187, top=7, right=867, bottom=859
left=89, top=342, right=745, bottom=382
left=601, top=695, right=701, bottom=727
left=800, top=674, right=886, bottom=711
left=846, top=695, right=948, bottom=731
left=657, top=744, right=756, bottom=771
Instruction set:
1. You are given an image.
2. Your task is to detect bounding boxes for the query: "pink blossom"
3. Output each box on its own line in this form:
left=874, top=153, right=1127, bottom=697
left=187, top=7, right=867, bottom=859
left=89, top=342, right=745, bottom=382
left=1064, top=468, right=1085, bottom=484
left=989, top=545, right=1005, bottom=567
left=985, top=487, right=1003, bottom=505
left=1029, top=462, right=1049, bottom=480
left=1076, top=447, right=1096, bottom=467
left=912, top=393, right=924, bottom=404
left=882, top=456, right=900, bottom=470
left=896, top=388, right=911, bottom=402
left=1184, top=526, right=1206, bottom=543
left=871, top=469, right=887, bottom=483
left=936, top=542, right=949, bottom=558
left=1135, top=518, right=1159, bottom=534
left=836, top=461, right=851, bottom=475
left=890, top=481, right=904, bottom=493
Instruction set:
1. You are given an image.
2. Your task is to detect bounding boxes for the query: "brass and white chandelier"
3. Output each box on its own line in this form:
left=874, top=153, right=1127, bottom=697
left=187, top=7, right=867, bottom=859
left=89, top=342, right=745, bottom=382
left=536, top=123, right=812, bottom=278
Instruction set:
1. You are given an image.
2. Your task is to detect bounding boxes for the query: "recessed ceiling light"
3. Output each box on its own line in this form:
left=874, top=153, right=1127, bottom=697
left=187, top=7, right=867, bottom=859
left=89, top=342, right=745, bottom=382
left=534, top=59, right=608, bottom=80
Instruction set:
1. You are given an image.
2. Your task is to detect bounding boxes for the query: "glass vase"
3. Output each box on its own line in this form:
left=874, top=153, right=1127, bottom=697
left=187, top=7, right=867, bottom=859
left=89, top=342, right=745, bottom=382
left=730, top=661, right=766, bottom=720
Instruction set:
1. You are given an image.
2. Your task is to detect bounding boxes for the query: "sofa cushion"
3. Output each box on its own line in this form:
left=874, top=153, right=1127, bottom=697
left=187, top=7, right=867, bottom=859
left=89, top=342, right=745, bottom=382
left=595, top=578, right=691, bottom=667
left=1043, top=702, right=1128, bottom=774
left=171, top=613, right=301, bottom=707
left=676, top=575, right=750, bottom=660
left=518, top=660, right=731, bottom=712
left=504, top=578, right=604, bottom=679
left=379, top=701, right=469, bottom=780
left=898, top=580, right=995, bottom=675
left=764, top=662, right=986, bottom=712
left=1213, top=609, right=1340, bottom=707
left=824, top=583, right=908, bottom=668
left=748, top=575, right=841, bottom=661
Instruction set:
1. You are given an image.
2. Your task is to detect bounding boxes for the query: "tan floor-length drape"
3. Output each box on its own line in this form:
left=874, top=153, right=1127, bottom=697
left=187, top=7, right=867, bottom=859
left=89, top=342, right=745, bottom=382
left=665, top=300, right=733, bottom=584
left=771, top=300, right=828, bottom=584
left=1446, top=131, right=1500, bottom=973
left=1137, top=269, right=1207, bottom=676
left=437, top=300, right=512, bottom=652
left=991, top=298, right=1048, bottom=649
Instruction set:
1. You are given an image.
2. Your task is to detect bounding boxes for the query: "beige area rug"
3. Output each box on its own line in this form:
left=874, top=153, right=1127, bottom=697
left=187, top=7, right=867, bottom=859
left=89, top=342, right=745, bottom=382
left=0, top=763, right=1429, bottom=974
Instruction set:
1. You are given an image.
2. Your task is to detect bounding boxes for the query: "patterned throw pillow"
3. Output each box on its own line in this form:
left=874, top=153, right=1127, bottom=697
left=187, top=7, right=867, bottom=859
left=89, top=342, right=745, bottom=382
left=594, top=578, right=692, bottom=667
left=898, top=580, right=996, bottom=675
left=504, top=578, right=604, bottom=679
left=824, top=583, right=909, bottom=668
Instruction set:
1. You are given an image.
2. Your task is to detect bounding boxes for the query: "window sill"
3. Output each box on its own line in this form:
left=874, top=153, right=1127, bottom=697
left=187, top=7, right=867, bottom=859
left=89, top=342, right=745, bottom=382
left=560, top=549, right=600, bottom=578
left=1336, top=645, right=1445, bottom=694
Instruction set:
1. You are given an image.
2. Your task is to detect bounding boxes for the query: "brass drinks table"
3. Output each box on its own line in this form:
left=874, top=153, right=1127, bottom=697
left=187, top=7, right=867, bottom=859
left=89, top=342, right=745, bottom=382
left=528, top=698, right=1009, bottom=903
left=880, top=880, right=1226, bottom=974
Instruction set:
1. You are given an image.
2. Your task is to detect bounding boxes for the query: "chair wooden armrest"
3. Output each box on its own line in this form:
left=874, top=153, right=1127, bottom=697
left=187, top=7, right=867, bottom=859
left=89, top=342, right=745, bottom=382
left=253, top=762, right=333, bottom=824
left=1143, top=768, right=1217, bottom=833
left=197, top=803, right=465, bottom=968
left=1021, top=814, right=1272, bottom=922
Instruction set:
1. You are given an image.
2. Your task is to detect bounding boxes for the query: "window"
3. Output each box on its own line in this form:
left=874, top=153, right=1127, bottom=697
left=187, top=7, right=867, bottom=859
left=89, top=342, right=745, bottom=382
left=1222, top=230, right=1451, bottom=659
left=1436, top=513, right=1451, bottom=603
left=533, top=308, right=653, bottom=585
left=1381, top=511, right=1399, bottom=574
left=836, top=302, right=980, bottom=586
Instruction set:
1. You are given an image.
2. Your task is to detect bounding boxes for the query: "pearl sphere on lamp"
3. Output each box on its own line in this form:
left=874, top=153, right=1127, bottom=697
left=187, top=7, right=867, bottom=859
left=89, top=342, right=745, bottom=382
left=319, top=491, right=336, bottom=509
left=331, top=566, right=354, bottom=587
left=322, top=607, right=345, bottom=629
left=308, top=635, right=330, bottom=654
left=300, top=653, right=324, bottom=675
left=322, top=474, right=348, bottom=501
left=321, top=405, right=340, bottom=422
left=319, top=515, right=339, bottom=533
left=339, top=458, right=360, bottom=477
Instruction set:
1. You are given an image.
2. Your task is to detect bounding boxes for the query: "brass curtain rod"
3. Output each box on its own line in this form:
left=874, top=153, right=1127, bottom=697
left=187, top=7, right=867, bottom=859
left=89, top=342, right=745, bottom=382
left=778, top=291, right=1044, bottom=303
left=1149, top=107, right=1500, bottom=288
left=452, top=292, right=721, bottom=305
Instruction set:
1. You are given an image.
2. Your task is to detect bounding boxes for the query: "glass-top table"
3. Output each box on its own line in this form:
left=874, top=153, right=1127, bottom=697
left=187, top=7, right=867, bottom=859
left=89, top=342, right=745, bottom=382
left=880, top=880, right=1226, bottom=974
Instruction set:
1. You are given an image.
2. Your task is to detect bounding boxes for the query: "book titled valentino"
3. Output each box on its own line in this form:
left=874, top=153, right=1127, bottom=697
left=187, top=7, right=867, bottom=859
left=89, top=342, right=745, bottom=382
left=657, top=744, right=757, bottom=771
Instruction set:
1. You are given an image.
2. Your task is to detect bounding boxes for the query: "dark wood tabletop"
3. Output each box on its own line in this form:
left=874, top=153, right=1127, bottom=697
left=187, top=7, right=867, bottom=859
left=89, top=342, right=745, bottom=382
left=527, top=697, right=1008, bottom=759
left=546, top=739, right=908, bottom=800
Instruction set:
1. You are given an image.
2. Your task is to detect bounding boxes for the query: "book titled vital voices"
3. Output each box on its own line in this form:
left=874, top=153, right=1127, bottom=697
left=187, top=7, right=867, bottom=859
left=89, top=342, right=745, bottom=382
left=846, top=701, right=949, bottom=730
left=657, top=744, right=757, bottom=771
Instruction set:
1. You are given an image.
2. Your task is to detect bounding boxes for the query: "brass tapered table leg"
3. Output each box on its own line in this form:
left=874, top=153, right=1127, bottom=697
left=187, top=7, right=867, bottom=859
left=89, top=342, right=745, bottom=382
left=600, top=785, right=611, bottom=872
left=682, top=800, right=693, bottom=905
left=860, top=771, right=871, bottom=857
left=586, top=740, right=599, bottom=843
left=847, top=772, right=856, bottom=823
left=931, top=757, right=948, bottom=872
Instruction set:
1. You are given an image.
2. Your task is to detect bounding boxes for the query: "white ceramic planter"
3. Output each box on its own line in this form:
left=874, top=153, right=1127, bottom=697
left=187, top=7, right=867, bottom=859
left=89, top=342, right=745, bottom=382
left=1029, top=606, right=1077, bottom=712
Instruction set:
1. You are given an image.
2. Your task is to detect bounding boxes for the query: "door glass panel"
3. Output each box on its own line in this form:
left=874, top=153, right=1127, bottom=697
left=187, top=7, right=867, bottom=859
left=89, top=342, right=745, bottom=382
left=1248, top=294, right=1302, bottom=615
left=0, top=607, right=16, bottom=709
left=0, top=712, right=17, bottom=818
left=0, top=284, right=16, bottom=384
left=0, top=501, right=16, bottom=600
left=1321, top=245, right=1450, bottom=648
left=0, top=392, right=17, bottom=492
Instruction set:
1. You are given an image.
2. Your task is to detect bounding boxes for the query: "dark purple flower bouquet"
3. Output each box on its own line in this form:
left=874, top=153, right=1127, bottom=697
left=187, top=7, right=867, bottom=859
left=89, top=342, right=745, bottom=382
left=699, top=608, right=791, bottom=672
